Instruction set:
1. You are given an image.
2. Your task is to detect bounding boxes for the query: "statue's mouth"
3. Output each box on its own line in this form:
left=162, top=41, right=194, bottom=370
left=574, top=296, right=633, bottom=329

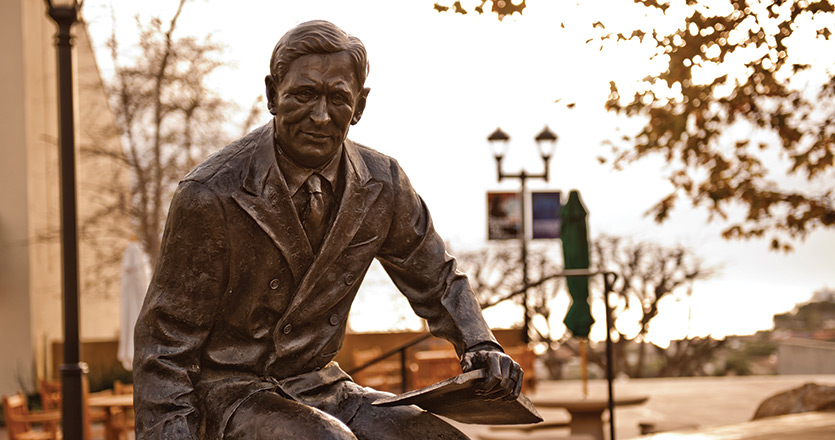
left=301, top=131, right=331, bottom=142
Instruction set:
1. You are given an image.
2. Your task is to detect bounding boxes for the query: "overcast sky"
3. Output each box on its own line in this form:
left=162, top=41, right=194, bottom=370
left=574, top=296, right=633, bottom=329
left=81, top=0, right=835, bottom=345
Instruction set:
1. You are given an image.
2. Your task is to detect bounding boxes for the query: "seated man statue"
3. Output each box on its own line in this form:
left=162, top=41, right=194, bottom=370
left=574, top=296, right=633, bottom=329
left=133, top=19, right=523, bottom=440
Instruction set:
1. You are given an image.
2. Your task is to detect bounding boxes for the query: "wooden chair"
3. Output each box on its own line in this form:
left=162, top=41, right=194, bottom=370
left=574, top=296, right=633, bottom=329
left=38, top=378, right=107, bottom=440
left=38, top=380, right=62, bottom=413
left=2, top=392, right=62, bottom=440
left=504, top=346, right=537, bottom=393
left=107, top=381, right=135, bottom=440
left=112, top=381, right=133, bottom=396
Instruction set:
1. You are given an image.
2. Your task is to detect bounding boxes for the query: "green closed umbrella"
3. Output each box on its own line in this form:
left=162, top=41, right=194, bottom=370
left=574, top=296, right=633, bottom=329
left=561, top=190, right=594, bottom=338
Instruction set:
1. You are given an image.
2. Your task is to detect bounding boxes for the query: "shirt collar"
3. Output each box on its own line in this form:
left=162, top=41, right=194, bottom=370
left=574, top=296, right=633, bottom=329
left=275, top=142, right=343, bottom=197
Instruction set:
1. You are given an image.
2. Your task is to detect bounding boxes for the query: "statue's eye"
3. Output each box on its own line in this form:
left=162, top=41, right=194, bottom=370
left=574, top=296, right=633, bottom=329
left=331, top=93, right=351, bottom=106
left=294, top=89, right=316, bottom=102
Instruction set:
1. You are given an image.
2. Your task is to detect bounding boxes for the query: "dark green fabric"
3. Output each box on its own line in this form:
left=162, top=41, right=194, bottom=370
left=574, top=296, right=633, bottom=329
left=561, top=190, right=594, bottom=338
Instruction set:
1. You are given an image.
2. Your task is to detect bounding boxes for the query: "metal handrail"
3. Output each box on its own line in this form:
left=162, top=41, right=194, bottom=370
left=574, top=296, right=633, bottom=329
left=347, top=269, right=619, bottom=438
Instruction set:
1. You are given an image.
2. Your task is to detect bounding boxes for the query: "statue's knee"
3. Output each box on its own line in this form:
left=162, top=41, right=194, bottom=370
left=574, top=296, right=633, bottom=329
left=349, top=405, right=468, bottom=440
left=310, top=422, right=358, bottom=440
left=225, top=391, right=357, bottom=440
left=287, top=409, right=356, bottom=440
left=227, top=412, right=356, bottom=440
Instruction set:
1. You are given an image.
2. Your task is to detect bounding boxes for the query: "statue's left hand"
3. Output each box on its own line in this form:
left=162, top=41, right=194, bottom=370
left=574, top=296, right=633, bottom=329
left=460, top=345, right=523, bottom=400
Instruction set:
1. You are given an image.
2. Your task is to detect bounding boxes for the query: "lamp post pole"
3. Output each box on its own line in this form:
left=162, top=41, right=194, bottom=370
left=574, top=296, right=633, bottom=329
left=488, top=127, right=557, bottom=344
left=45, top=1, right=85, bottom=439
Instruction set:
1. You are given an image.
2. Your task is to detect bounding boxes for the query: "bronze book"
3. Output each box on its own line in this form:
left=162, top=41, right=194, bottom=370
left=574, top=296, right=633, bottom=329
left=372, top=369, right=543, bottom=425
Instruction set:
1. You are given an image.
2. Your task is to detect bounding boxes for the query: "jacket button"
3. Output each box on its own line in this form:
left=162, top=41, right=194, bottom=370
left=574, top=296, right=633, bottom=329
left=344, top=273, right=355, bottom=285
left=269, top=279, right=280, bottom=290
left=329, top=314, right=340, bottom=326
left=283, top=324, right=292, bottom=334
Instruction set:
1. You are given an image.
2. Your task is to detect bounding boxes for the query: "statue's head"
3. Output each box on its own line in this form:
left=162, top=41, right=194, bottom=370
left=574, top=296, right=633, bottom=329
left=265, top=20, right=370, bottom=169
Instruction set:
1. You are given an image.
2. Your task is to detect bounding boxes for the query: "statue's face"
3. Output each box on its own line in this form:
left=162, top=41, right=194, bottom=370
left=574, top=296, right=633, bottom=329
left=267, top=52, right=368, bottom=169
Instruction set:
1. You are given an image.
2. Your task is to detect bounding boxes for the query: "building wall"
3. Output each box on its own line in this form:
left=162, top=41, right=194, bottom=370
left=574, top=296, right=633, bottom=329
left=0, top=0, right=36, bottom=397
left=20, top=0, right=63, bottom=387
left=778, top=339, right=835, bottom=375
left=0, top=0, right=130, bottom=396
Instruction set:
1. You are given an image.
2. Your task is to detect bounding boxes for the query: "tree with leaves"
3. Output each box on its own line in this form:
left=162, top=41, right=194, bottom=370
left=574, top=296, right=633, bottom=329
left=436, top=0, right=835, bottom=251
left=604, top=0, right=835, bottom=252
left=433, top=0, right=527, bottom=18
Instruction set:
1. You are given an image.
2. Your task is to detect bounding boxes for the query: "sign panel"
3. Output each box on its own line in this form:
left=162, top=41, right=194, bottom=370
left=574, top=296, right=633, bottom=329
left=487, top=191, right=522, bottom=240
left=531, top=191, right=562, bottom=239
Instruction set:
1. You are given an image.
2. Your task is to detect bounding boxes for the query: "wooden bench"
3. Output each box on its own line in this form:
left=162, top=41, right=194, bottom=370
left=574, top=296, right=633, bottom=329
left=351, top=347, right=405, bottom=393
left=410, top=346, right=537, bottom=392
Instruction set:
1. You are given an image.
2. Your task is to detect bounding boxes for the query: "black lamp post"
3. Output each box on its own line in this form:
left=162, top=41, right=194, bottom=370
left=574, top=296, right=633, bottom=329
left=487, top=126, right=558, bottom=343
left=45, top=1, right=85, bottom=439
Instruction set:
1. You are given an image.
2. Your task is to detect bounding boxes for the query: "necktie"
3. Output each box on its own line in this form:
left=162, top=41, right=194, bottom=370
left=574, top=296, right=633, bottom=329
left=304, top=174, right=327, bottom=251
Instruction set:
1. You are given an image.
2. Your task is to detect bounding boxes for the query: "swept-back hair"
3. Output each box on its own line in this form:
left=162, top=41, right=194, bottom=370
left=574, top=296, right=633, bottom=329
left=270, top=20, right=369, bottom=88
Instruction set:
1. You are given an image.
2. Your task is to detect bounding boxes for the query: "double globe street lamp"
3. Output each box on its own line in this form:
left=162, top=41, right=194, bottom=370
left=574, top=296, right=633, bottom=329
left=487, top=126, right=558, bottom=343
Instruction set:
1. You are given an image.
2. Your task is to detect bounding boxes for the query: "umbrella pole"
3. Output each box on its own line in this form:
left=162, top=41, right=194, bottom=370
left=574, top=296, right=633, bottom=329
left=604, top=273, right=617, bottom=440
left=579, top=338, right=588, bottom=398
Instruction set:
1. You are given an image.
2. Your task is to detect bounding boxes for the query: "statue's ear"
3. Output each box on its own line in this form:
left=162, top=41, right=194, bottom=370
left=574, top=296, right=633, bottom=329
left=351, top=87, right=370, bottom=125
left=265, top=75, right=278, bottom=115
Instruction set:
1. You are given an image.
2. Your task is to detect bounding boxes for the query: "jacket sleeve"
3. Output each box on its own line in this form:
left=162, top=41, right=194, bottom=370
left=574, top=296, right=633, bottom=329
left=376, top=159, right=498, bottom=356
left=133, top=180, right=229, bottom=439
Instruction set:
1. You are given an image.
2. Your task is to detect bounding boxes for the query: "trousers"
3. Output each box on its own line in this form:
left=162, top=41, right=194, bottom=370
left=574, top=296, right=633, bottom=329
left=224, top=378, right=470, bottom=439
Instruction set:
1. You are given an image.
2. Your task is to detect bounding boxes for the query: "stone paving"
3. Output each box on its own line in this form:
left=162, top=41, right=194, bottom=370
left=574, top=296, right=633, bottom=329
left=638, top=411, right=835, bottom=440
left=450, top=374, right=835, bottom=440
left=3, top=374, right=833, bottom=439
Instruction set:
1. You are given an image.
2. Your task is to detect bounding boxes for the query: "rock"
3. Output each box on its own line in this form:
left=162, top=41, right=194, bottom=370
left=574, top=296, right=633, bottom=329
left=752, top=382, right=835, bottom=419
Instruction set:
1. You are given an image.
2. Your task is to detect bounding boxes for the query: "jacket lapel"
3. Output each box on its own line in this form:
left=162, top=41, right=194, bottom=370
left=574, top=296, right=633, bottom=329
left=282, top=139, right=382, bottom=318
left=231, top=123, right=313, bottom=283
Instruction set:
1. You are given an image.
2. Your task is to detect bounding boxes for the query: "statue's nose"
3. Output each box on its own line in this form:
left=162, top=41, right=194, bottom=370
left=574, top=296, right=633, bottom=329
left=311, top=98, right=331, bottom=126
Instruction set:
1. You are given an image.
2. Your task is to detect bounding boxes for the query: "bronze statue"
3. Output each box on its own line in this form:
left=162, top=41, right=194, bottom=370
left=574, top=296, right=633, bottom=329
left=133, top=20, right=523, bottom=439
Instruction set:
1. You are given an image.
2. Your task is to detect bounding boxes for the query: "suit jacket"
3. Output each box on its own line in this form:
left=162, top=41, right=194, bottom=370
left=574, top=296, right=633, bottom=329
left=133, top=122, right=498, bottom=439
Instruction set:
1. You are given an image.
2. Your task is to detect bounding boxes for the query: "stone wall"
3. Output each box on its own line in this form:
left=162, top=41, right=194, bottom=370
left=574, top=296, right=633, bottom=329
left=778, top=339, right=835, bottom=375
